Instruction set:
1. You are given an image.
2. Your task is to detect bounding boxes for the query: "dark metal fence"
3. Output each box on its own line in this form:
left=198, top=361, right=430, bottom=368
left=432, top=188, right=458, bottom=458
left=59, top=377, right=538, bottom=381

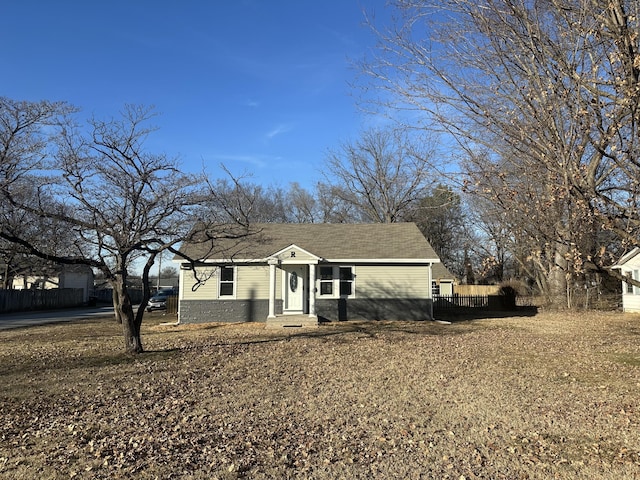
left=433, top=294, right=489, bottom=311
left=0, top=288, right=84, bottom=313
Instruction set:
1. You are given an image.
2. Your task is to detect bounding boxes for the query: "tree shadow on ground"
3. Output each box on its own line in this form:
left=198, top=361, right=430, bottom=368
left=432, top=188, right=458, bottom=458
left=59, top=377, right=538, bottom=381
left=205, top=319, right=482, bottom=349
left=147, top=305, right=540, bottom=350
left=434, top=305, right=539, bottom=323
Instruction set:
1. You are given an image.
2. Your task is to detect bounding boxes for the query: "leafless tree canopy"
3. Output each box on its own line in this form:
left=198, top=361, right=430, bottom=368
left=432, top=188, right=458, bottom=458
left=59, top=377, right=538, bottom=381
left=363, top=0, right=640, bottom=303
left=405, top=183, right=467, bottom=275
left=323, top=127, right=437, bottom=223
left=0, top=100, right=205, bottom=352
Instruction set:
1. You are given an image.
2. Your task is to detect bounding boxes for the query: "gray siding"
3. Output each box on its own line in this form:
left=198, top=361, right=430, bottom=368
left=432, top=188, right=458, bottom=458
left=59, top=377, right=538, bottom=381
left=316, top=298, right=433, bottom=322
left=179, top=299, right=283, bottom=323
left=355, top=265, right=430, bottom=299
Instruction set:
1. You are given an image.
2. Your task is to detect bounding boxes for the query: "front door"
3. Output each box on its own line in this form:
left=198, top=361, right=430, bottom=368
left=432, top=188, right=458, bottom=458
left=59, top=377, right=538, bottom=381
left=283, top=265, right=306, bottom=314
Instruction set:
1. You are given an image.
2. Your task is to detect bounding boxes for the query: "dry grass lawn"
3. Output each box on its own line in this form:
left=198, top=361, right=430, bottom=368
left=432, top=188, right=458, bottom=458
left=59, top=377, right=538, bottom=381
left=1, top=310, right=639, bottom=479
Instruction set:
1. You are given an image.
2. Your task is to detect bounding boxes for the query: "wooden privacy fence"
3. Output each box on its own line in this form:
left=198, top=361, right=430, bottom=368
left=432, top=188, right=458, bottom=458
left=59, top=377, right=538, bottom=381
left=166, top=295, right=178, bottom=314
left=0, top=288, right=84, bottom=313
left=454, top=285, right=501, bottom=296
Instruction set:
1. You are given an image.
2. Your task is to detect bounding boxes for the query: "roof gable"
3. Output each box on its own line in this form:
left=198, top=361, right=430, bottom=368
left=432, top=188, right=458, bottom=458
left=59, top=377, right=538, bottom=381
left=270, top=244, right=322, bottom=263
left=432, top=262, right=455, bottom=280
left=612, top=247, right=640, bottom=269
left=179, top=223, right=440, bottom=263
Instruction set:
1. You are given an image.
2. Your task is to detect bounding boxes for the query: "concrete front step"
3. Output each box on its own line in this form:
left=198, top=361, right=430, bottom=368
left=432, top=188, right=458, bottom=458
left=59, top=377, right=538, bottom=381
left=266, top=315, right=318, bottom=329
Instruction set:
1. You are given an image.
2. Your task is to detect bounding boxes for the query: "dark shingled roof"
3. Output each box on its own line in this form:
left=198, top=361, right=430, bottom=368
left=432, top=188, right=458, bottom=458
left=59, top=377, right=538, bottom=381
left=178, top=223, right=440, bottom=262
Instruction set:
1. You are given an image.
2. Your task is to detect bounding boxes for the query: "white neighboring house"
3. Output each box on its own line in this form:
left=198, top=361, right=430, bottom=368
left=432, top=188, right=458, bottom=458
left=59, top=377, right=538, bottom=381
left=612, top=248, right=640, bottom=312
left=11, top=264, right=95, bottom=303
left=431, top=262, right=456, bottom=296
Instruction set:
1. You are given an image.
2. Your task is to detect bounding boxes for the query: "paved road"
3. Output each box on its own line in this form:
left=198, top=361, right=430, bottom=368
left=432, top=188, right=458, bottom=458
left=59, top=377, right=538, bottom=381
left=0, top=305, right=116, bottom=330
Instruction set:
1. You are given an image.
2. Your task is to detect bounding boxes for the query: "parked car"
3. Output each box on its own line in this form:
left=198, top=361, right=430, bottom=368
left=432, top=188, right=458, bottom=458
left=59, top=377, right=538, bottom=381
left=146, top=294, right=168, bottom=312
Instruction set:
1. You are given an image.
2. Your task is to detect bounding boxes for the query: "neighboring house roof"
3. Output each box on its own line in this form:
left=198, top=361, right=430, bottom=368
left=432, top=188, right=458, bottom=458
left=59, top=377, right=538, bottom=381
left=7, top=262, right=93, bottom=278
left=432, top=262, right=455, bottom=281
left=612, top=247, right=640, bottom=269
left=178, top=223, right=440, bottom=263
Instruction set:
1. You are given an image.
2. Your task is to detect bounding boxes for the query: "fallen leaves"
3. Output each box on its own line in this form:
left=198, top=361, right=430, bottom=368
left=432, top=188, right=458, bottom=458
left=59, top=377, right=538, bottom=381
left=0, top=312, right=639, bottom=479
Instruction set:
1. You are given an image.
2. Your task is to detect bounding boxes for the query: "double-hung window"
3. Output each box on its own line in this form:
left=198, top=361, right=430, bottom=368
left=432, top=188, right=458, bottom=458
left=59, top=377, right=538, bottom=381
left=318, top=266, right=354, bottom=297
left=219, top=266, right=235, bottom=297
left=339, top=267, right=353, bottom=296
left=626, top=272, right=634, bottom=294
left=319, top=266, right=333, bottom=295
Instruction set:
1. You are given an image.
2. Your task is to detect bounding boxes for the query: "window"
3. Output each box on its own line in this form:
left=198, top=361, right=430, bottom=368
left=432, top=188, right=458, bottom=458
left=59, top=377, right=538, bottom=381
left=318, top=266, right=355, bottom=297
left=319, top=266, right=333, bottom=295
left=625, top=270, right=640, bottom=295
left=432, top=281, right=440, bottom=296
left=219, top=266, right=235, bottom=297
left=339, top=267, right=353, bottom=296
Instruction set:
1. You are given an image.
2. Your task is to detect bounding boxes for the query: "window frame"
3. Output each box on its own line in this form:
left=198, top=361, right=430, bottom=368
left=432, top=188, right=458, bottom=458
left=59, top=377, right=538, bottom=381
left=219, top=265, right=236, bottom=298
left=319, top=266, right=334, bottom=296
left=339, top=266, right=354, bottom=297
left=317, top=265, right=355, bottom=298
left=625, top=271, right=634, bottom=294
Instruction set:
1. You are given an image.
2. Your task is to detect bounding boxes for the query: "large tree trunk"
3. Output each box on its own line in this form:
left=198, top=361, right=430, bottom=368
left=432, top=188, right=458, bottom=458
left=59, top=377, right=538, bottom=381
left=2, top=263, right=12, bottom=290
left=113, top=275, right=143, bottom=354
left=111, top=287, right=122, bottom=324
left=135, top=254, right=157, bottom=333
left=546, top=244, right=569, bottom=307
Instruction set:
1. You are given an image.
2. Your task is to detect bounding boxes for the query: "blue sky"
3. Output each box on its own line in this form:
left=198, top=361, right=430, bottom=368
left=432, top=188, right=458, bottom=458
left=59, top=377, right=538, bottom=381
left=2, top=1, right=391, bottom=189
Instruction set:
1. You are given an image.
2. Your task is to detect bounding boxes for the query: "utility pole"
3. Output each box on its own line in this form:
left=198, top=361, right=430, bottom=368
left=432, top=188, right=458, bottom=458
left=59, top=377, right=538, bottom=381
left=156, top=254, right=162, bottom=292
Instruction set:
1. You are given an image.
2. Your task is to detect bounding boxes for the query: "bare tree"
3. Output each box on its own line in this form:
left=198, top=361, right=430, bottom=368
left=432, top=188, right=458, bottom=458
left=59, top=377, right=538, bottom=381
left=362, top=0, right=640, bottom=304
left=0, top=98, right=79, bottom=288
left=323, top=127, right=437, bottom=223
left=202, top=175, right=366, bottom=225
left=287, top=182, right=318, bottom=223
left=202, top=171, right=291, bottom=224
left=463, top=195, right=515, bottom=284
left=405, top=183, right=467, bottom=274
left=1, top=101, right=204, bottom=353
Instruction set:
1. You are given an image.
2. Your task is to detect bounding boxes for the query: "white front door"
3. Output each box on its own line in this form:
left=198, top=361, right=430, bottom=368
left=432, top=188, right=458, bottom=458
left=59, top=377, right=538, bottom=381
left=283, top=265, right=305, bottom=314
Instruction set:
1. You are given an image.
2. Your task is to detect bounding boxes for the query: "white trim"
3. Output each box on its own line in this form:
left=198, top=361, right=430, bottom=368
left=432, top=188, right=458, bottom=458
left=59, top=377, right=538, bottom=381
left=282, top=264, right=307, bottom=314
left=612, top=247, right=640, bottom=268
left=270, top=244, right=322, bottom=262
left=187, top=257, right=440, bottom=265
left=191, top=258, right=267, bottom=264
left=323, top=258, right=440, bottom=264
left=277, top=258, right=318, bottom=265
left=268, top=262, right=276, bottom=318
left=316, top=265, right=356, bottom=299
left=218, top=265, right=236, bottom=299
left=309, top=263, right=316, bottom=318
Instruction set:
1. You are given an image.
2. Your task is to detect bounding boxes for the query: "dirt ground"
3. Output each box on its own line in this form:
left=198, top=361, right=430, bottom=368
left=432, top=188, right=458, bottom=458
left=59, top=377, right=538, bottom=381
left=0, top=310, right=639, bottom=479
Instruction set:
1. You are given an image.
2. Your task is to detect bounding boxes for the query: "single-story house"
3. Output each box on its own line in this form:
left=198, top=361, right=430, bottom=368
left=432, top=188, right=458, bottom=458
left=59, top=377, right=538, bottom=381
left=175, top=223, right=442, bottom=326
left=612, top=248, right=640, bottom=312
